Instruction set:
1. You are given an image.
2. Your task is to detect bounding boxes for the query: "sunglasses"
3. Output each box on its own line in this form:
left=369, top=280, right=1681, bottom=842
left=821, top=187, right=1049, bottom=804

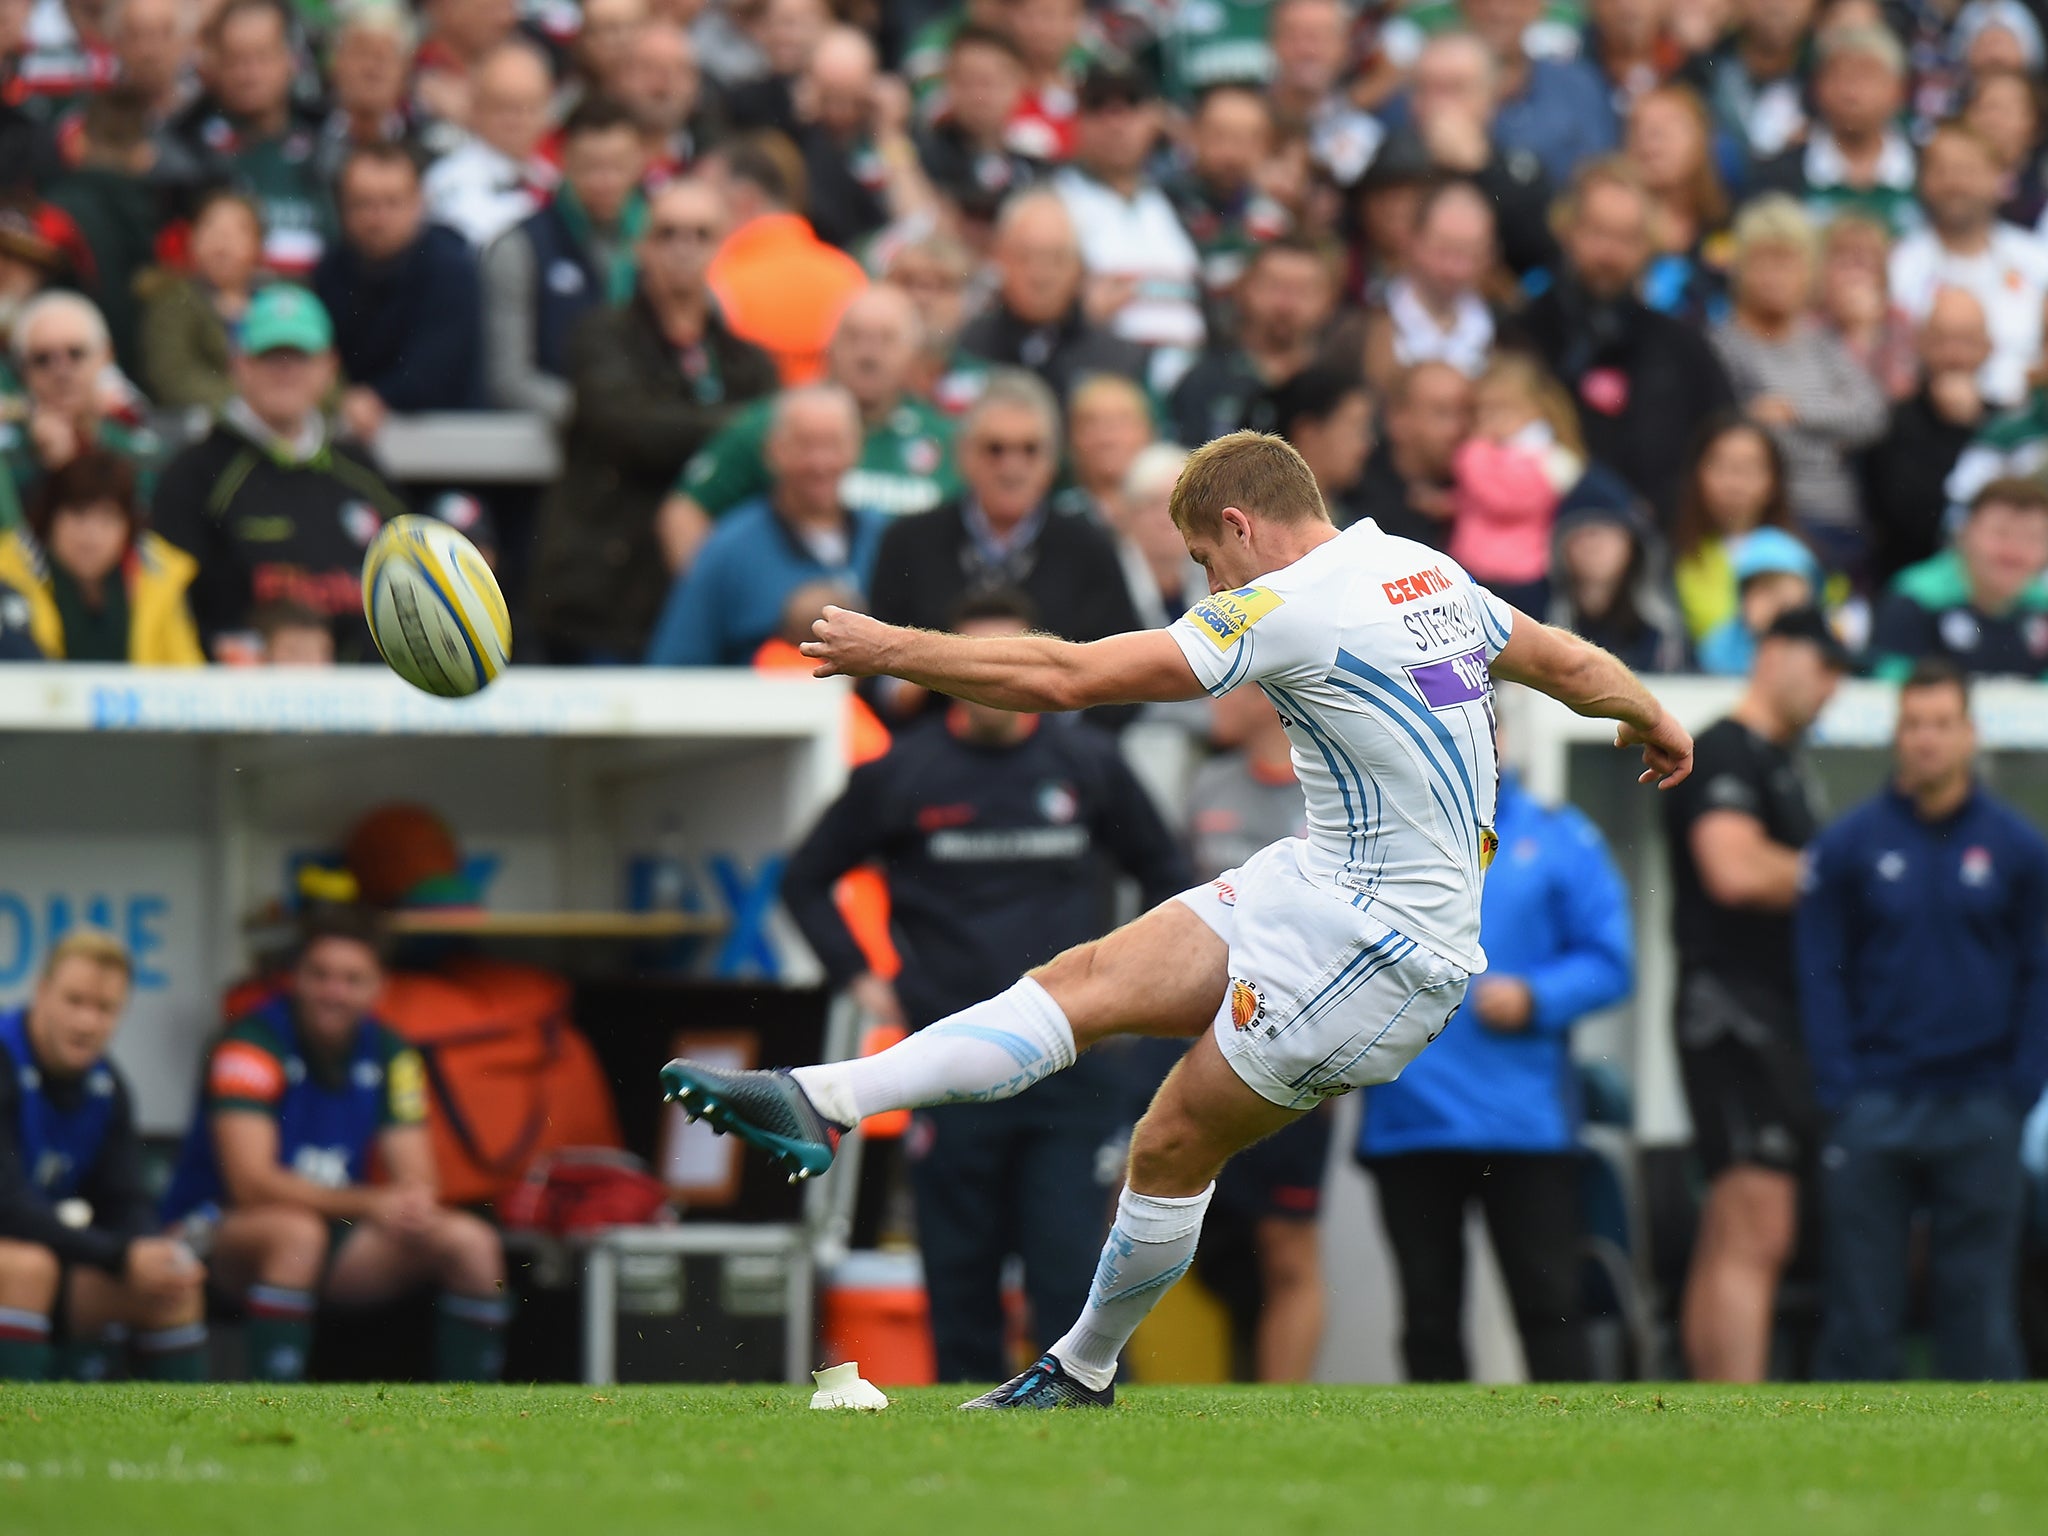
left=650, top=223, right=719, bottom=244
left=973, top=438, right=1046, bottom=460
left=27, top=344, right=90, bottom=370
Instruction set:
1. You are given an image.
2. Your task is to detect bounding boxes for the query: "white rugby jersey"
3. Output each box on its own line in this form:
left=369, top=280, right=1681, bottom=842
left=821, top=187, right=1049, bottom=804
left=1167, top=520, right=1514, bottom=971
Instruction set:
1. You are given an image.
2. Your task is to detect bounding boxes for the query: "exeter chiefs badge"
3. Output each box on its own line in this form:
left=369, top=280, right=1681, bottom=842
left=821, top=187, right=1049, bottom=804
left=1229, top=977, right=1265, bottom=1032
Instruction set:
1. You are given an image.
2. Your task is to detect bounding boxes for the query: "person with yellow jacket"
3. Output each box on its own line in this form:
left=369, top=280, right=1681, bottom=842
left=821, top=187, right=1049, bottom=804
left=0, top=449, right=203, bottom=664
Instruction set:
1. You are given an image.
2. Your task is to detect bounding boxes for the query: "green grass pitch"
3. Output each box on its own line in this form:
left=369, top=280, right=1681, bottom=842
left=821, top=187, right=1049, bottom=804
left=4, top=1382, right=2046, bottom=1535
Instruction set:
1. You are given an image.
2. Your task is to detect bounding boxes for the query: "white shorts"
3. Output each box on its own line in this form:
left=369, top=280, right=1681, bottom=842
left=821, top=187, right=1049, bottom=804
left=1176, top=838, right=1472, bottom=1111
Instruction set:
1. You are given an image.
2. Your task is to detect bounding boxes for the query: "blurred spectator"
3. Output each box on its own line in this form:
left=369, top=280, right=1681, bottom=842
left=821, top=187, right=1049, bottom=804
left=1814, top=213, right=1917, bottom=402
left=1393, top=34, right=1554, bottom=276
left=623, top=21, right=715, bottom=178
left=532, top=177, right=778, bottom=663
left=46, top=88, right=169, bottom=378
left=151, top=285, right=405, bottom=662
left=1355, top=359, right=1472, bottom=544
left=414, top=0, right=524, bottom=131
left=1, top=290, right=155, bottom=525
left=1517, top=158, right=1736, bottom=525
left=0, top=206, right=67, bottom=376
left=1890, top=121, right=2048, bottom=412
left=0, top=931, right=208, bottom=1384
left=914, top=23, right=1037, bottom=217
left=694, top=0, right=774, bottom=91
left=139, top=188, right=265, bottom=413
left=1751, top=25, right=1916, bottom=237
left=316, top=143, right=484, bottom=444
left=1265, top=362, right=1374, bottom=528
left=1171, top=235, right=1336, bottom=451
left=1696, top=525, right=1826, bottom=675
left=318, top=1, right=433, bottom=184
left=1052, top=62, right=1204, bottom=374
left=176, top=0, right=331, bottom=274
left=1448, top=353, right=1586, bottom=613
left=1861, top=288, right=1994, bottom=584
left=1711, top=196, right=1886, bottom=570
left=1671, top=412, right=1797, bottom=648
left=1963, top=66, right=2047, bottom=228
left=662, top=283, right=955, bottom=571
left=789, top=25, right=933, bottom=251
left=866, top=369, right=1141, bottom=690
left=1585, top=0, right=1689, bottom=112
left=957, top=189, right=1146, bottom=407
left=1548, top=499, right=1690, bottom=671
left=1627, top=81, right=1732, bottom=324
left=253, top=598, right=335, bottom=665
left=420, top=40, right=558, bottom=251
left=1056, top=373, right=1153, bottom=523
left=646, top=383, right=882, bottom=665
left=881, top=230, right=982, bottom=412
left=704, top=133, right=869, bottom=383
left=1868, top=477, right=2048, bottom=681
left=575, top=0, right=650, bottom=105
left=1459, top=0, right=1620, bottom=186
left=0, top=577, right=40, bottom=657
left=103, top=0, right=200, bottom=141
left=1664, top=605, right=1846, bottom=1381
left=780, top=586, right=1191, bottom=1382
left=1004, top=0, right=1098, bottom=163
left=160, top=907, right=508, bottom=1384
left=478, top=97, right=650, bottom=423
left=1166, top=85, right=1291, bottom=320
left=0, top=447, right=200, bottom=663
left=1360, top=180, right=1498, bottom=393
left=1680, top=0, right=1815, bottom=164
left=1800, top=660, right=2048, bottom=1381
left=1110, top=441, right=1201, bottom=626
left=1360, top=704, right=1633, bottom=1384
left=1266, top=0, right=1383, bottom=187
left=723, top=0, right=829, bottom=131
left=1155, top=0, right=1275, bottom=108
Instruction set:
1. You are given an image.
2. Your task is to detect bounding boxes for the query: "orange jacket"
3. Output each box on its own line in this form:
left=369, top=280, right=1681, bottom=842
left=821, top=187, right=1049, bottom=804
left=707, top=213, right=867, bottom=384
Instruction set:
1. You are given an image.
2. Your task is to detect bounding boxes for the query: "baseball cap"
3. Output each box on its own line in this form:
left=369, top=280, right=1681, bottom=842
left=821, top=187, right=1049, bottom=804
left=1763, top=604, right=1853, bottom=671
left=239, top=284, right=334, bottom=356
left=1732, top=526, right=1821, bottom=586
left=1077, top=60, right=1158, bottom=112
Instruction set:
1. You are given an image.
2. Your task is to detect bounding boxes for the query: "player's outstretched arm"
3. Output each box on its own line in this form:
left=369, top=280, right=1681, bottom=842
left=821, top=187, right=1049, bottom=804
left=801, top=605, right=1208, bottom=711
left=1489, top=609, right=1694, bottom=788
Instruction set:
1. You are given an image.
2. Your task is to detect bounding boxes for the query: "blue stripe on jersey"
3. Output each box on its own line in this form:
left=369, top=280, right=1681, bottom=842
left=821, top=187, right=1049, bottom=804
left=1263, top=680, right=1370, bottom=882
left=1332, top=649, right=1481, bottom=822
left=1475, top=590, right=1511, bottom=653
left=1211, top=625, right=1257, bottom=696
left=1325, top=669, right=1475, bottom=866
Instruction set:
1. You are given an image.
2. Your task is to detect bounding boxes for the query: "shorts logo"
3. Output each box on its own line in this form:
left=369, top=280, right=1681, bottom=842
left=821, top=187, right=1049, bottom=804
left=1229, top=977, right=1265, bottom=1031
left=1186, top=586, right=1283, bottom=651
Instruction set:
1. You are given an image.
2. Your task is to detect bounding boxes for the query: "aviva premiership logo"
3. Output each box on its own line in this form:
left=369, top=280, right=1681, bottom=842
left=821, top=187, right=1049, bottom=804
left=1188, top=586, right=1283, bottom=650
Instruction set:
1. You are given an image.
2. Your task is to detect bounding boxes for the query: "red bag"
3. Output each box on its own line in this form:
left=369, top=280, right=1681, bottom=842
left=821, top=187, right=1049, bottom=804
left=500, top=1148, right=672, bottom=1236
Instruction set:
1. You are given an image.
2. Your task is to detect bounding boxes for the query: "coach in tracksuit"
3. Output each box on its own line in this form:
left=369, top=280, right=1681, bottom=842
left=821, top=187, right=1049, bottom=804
left=1798, top=660, right=2048, bottom=1381
left=783, top=589, right=1192, bottom=1381
left=1358, top=760, right=1633, bottom=1382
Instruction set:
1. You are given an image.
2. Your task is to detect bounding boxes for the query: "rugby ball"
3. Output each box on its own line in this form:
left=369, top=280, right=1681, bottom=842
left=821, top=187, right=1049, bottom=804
left=361, top=515, right=511, bottom=697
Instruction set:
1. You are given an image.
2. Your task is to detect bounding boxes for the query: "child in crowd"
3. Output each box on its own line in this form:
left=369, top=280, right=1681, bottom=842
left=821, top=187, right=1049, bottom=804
left=254, top=600, right=337, bottom=666
left=1671, top=412, right=1799, bottom=644
left=1448, top=354, right=1586, bottom=615
left=1695, top=527, right=1825, bottom=675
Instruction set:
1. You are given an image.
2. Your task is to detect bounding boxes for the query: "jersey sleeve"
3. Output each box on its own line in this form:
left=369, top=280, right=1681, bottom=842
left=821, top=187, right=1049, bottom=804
left=204, top=1019, right=290, bottom=1117
left=1167, top=583, right=1302, bottom=696
left=379, top=1031, right=429, bottom=1128
left=674, top=404, right=771, bottom=517
left=1470, top=580, right=1516, bottom=660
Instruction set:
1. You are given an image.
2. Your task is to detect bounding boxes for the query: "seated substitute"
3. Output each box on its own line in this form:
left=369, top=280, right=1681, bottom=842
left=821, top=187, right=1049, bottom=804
left=161, top=908, right=507, bottom=1383
left=0, top=931, right=208, bottom=1382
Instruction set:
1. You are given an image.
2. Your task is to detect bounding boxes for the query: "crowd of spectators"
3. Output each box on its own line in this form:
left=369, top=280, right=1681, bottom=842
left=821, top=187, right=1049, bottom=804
left=2, top=0, right=2047, bottom=681
left=5, top=0, right=2048, bottom=1389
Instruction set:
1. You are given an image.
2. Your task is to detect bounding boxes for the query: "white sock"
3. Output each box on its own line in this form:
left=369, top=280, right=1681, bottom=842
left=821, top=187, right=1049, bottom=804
left=1050, top=1183, right=1215, bottom=1390
left=791, top=977, right=1076, bottom=1125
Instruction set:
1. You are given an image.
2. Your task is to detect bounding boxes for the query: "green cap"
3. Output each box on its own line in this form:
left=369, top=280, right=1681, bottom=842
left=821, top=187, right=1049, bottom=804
left=239, top=284, right=334, bottom=356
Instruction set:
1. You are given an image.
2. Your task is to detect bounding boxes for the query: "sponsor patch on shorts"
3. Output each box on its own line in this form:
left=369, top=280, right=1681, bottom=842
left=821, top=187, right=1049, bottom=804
left=1229, top=976, right=1265, bottom=1031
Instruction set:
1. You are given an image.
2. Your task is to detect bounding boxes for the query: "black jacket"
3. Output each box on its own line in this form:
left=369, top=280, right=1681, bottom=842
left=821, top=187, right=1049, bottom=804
left=783, top=714, right=1193, bottom=1026
left=956, top=302, right=1149, bottom=407
left=532, top=288, right=778, bottom=658
left=314, top=222, right=483, bottom=411
left=1350, top=441, right=1452, bottom=549
left=1859, top=389, right=1980, bottom=585
left=1510, top=280, right=1737, bottom=525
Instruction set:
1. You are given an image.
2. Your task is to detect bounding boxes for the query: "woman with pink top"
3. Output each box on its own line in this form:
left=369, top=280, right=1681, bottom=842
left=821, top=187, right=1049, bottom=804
left=1449, top=354, right=1587, bottom=614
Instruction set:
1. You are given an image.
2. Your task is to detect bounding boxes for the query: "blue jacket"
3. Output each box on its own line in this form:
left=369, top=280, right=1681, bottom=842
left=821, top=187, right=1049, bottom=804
left=1359, top=775, right=1633, bottom=1157
left=1797, top=784, right=2048, bottom=1110
left=313, top=222, right=483, bottom=410
left=644, top=498, right=885, bottom=666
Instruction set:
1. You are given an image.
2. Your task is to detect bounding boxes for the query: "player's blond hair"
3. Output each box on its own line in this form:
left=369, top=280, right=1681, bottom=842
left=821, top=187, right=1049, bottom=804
left=1168, top=431, right=1330, bottom=539
left=41, top=928, right=132, bottom=983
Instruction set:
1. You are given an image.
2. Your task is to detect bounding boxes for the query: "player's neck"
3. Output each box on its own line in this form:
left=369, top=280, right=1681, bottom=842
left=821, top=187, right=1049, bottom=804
left=1264, top=520, right=1341, bottom=571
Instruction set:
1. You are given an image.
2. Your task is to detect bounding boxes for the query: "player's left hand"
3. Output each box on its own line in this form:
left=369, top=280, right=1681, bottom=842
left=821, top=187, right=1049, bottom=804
left=802, top=605, right=899, bottom=679
left=1473, top=977, right=1533, bottom=1032
left=1618, top=711, right=1693, bottom=789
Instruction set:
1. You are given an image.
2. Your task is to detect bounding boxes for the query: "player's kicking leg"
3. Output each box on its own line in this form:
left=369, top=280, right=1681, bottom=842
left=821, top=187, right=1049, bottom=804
left=660, top=898, right=1230, bottom=1182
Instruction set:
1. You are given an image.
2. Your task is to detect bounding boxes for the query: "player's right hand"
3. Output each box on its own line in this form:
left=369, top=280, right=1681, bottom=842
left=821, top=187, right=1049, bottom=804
left=802, top=605, right=898, bottom=679
left=1618, top=711, right=1694, bottom=789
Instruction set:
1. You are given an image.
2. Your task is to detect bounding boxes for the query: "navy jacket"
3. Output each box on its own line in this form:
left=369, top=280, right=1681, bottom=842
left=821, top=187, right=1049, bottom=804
left=1359, top=775, right=1633, bottom=1157
left=1798, top=784, right=2048, bottom=1110
left=314, top=221, right=482, bottom=410
left=515, top=200, right=603, bottom=383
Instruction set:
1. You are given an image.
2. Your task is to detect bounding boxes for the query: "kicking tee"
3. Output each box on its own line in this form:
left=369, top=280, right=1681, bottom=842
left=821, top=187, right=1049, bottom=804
left=1167, top=519, right=1514, bottom=970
